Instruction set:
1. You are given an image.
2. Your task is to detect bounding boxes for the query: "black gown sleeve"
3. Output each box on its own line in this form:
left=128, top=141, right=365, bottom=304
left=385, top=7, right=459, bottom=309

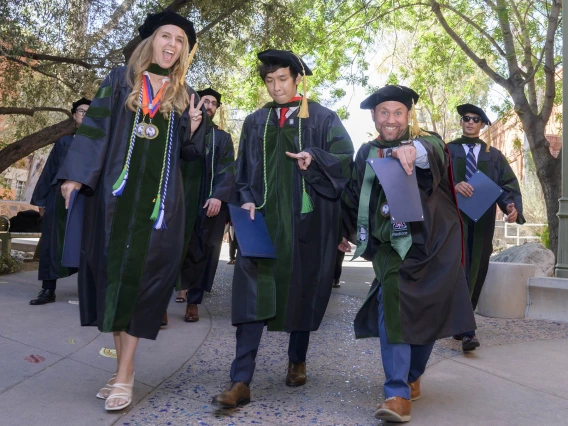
left=56, top=70, right=117, bottom=194
left=31, top=139, right=64, bottom=206
left=210, top=131, right=235, bottom=203
left=302, top=112, right=354, bottom=199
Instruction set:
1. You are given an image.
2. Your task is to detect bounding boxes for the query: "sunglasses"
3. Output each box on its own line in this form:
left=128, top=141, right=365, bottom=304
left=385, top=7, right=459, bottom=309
left=462, top=115, right=482, bottom=123
left=75, top=109, right=88, bottom=116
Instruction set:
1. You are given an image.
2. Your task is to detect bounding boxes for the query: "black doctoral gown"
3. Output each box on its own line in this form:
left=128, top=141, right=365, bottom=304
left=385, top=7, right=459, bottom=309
left=232, top=99, right=354, bottom=331
left=31, top=135, right=77, bottom=281
left=343, top=133, right=476, bottom=345
left=181, top=121, right=235, bottom=294
left=447, top=137, right=525, bottom=309
left=56, top=66, right=205, bottom=340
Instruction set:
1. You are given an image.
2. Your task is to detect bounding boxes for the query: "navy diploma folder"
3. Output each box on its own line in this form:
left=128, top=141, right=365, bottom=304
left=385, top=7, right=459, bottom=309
left=367, top=158, right=425, bottom=223
left=61, top=189, right=84, bottom=268
left=456, top=170, right=503, bottom=222
left=228, top=204, right=277, bottom=259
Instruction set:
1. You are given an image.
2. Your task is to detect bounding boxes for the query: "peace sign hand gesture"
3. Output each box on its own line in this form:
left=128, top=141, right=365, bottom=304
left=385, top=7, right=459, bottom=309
left=189, top=94, right=205, bottom=134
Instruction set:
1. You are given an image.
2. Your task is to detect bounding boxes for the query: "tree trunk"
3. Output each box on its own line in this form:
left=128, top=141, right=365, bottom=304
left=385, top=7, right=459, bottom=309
left=520, top=114, right=561, bottom=255
left=0, top=119, right=75, bottom=174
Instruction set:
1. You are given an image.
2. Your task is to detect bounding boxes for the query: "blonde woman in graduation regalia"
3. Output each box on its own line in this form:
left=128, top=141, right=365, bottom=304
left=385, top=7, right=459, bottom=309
left=56, top=10, right=206, bottom=411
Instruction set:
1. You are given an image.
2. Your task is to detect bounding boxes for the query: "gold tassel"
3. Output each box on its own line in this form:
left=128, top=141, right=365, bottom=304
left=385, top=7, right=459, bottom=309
left=293, top=53, right=309, bottom=119
left=179, top=39, right=198, bottom=86
left=485, top=125, right=491, bottom=152
left=409, top=100, right=427, bottom=139
left=218, top=104, right=226, bottom=131
left=298, top=74, right=309, bottom=118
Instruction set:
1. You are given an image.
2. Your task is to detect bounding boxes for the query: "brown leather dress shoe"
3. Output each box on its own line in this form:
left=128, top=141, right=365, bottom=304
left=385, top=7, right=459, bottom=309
left=285, top=361, right=307, bottom=387
left=211, top=381, right=250, bottom=408
left=375, top=396, right=411, bottom=423
left=185, top=304, right=199, bottom=322
left=408, top=377, right=420, bottom=401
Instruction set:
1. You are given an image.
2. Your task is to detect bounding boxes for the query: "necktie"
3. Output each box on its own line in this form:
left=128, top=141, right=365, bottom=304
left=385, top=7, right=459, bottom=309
left=465, top=143, right=477, bottom=181
left=279, top=107, right=289, bottom=128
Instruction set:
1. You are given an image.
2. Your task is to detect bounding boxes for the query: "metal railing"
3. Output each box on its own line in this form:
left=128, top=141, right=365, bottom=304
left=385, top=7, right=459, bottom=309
left=501, top=221, right=546, bottom=247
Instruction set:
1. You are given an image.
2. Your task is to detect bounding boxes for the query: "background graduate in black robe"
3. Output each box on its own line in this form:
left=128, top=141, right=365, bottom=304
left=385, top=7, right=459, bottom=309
left=56, top=11, right=205, bottom=411
left=447, top=103, right=524, bottom=351
left=178, top=87, right=235, bottom=322
left=211, top=49, right=354, bottom=409
left=29, top=97, right=90, bottom=305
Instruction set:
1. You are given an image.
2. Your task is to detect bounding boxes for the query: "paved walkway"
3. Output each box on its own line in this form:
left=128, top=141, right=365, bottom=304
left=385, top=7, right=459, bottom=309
left=1, top=245, right=567, bottom=425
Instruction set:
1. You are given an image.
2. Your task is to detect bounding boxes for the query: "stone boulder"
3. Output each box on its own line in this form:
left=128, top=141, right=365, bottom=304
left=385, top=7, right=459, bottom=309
left=491, top=242, right=555, bottom=277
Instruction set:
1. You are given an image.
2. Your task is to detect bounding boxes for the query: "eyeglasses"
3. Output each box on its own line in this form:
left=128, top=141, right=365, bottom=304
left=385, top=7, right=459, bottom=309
left=75, top=109, right=88, bottom=116
left=203, top=100, right=218, bottom=107
left=462, top=115, right=482, bottom=123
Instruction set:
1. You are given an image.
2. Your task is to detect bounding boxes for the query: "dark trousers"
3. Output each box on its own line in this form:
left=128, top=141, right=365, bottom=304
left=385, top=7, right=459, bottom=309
left=230, top=320, right=310, bottom=385
left=42, top=279, right=56, bottom=290
left=463, top=220, right=476, bottom=337
left=186, top=286, right=205, bottom=305
left=334, top=250, right=345, bottom=282
left=228, top=228, right=237, bottom=261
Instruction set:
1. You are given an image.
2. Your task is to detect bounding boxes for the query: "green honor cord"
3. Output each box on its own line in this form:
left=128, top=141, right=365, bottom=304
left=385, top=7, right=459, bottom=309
left=258, top=108, right=313, bottom=214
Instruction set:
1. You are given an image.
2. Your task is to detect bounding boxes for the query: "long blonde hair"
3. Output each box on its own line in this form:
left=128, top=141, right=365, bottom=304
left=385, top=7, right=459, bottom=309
left=125, top=30, right=190, bottom=118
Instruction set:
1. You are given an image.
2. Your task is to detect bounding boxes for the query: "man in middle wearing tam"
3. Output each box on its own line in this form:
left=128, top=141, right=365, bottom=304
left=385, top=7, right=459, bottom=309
left=211, top=49, right=354, bottom=408
left=340, top=85, right=475, bottom=423
left=178, top=87, right=235, bottom=323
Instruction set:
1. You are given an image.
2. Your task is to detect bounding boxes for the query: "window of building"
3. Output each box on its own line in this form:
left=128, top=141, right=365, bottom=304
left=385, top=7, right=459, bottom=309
left=15, top=180, right=25, bottom=201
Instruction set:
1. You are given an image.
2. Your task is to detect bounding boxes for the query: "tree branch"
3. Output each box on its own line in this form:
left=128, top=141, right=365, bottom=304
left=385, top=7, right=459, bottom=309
left=491, top=0, right=524, bottom=82
left=0, top=107, right=72, bottom=117
left=0, top=119, right=76, bottom=174
left=428, top=1, right=509, bottom=89
left=87, top=0, right=137, bottom=48
left=441, top=3, right=506, bottom=57
left=539, top=0, right=561, bottom=122
left=0, top=50, right=92, bottom=69
left=510, top=0, right=537, bottom=112
left=1, top=56, right=78, bottom=91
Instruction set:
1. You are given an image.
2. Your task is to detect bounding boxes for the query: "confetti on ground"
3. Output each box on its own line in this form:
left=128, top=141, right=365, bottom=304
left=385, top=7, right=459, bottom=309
left=69, top=338, right=75, bottom=344
left=67, top=300, right=79, bottom=305
left=99, top=348, right=117, bottom=358
left=24, top=355, right=45, bottom=363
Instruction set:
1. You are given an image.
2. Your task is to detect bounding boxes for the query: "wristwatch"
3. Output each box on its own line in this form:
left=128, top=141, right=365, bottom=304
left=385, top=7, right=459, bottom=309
left=386, top=140, right=414, bottom=158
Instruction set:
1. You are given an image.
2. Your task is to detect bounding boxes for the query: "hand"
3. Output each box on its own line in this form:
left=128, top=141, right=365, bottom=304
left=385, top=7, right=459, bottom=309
left=455, top=181, right=474, bottom=197
left=61, top=180, right=82, bottom=209
left=38, top=207, right=45, bottom=217
left=286, top=151, right=312, bottom=170
left=338, top=237, right=351, bottom=253
left=241, top=202, right=256, bottom=220
left=203, top=198, right=222, bottom=217
left=189, top=94, right=205, bottom=134
left=506, top=203, right=518, bottom=223
left=392, top=145, right=416, bottom=175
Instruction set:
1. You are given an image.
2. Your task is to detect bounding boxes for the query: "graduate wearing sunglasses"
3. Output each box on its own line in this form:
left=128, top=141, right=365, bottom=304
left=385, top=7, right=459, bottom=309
left=447, top=104, right=524, bottom=352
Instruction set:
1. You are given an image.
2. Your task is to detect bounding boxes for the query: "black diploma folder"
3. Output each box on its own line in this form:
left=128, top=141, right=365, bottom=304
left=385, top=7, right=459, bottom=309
left=228, top=204, right=277, bottom=259
left=61, top=189, right=85, bottom=268
left=456, top=170, right=503, bottom=221
left=367, top=158, right=424, bottom=222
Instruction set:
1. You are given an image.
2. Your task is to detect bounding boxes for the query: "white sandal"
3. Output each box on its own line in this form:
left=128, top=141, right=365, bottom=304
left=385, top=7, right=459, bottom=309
left=104, top=374, right=134, bottom=411
left=96, top=373, right=117, bottom=400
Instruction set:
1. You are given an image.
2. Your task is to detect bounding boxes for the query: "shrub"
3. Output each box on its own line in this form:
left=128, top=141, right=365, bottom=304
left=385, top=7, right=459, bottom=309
left=0, top=255, right=22, bottom=274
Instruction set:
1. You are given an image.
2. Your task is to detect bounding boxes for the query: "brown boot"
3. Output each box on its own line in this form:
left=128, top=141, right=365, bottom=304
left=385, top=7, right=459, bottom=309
left=161, top=312, right=168, bottom=327
left=374, top=396, right=411, bottom=423
left=285, top=361, right=307, bottom=387
left=184, top=304, right=199, bottom=322
left=211, top=382, right=250, bottom=408
left=408, top=377, right=421, bottom=401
